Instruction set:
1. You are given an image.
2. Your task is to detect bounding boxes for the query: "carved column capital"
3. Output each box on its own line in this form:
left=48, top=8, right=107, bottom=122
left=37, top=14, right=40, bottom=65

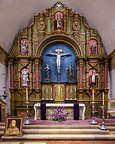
left=78, top=58, right=84, bottom=67
left=105, top=59, right=109, bottom=66
left=9, top=58, right=14, bottom=65
left=35, top=57, right=42, bottom=65
left=35, top=58, right=39, bottom=65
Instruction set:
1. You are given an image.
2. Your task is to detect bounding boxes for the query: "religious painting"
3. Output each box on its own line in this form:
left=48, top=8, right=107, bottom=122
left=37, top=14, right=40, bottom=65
left=21, top=68, right=30, bottom=87
left=88, top=69, right=98, bottom=87
left=42, top=84, right=52, bottom=100
left=88, top=39, right=98, bottom=56
left=4, top=117, right=23, bottom=136
left=54, top=12, right=64, bottom=31
left=54, top=84, right=65, bottom=102
left=66, top=84, right=76, bottom=100
left=20, top=39, right=30, bottom=55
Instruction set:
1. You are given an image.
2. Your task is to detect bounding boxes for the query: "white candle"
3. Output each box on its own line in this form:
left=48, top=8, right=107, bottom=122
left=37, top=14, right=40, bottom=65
left=26, top=88, right=28, bottom=102
left=92, top=88, right=94, bottom=102
left=102, top=92, right=104, bottom=105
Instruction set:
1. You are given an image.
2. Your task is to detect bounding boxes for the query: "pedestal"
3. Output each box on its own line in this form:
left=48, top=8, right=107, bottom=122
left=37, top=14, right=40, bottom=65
left=24, top=101, right=30, bottom=125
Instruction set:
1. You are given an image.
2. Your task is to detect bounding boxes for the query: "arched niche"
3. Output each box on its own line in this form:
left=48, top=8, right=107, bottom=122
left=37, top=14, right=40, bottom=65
left=35, top=35, right=83, bottom=57
left=41, top=42, right=77, bottom=83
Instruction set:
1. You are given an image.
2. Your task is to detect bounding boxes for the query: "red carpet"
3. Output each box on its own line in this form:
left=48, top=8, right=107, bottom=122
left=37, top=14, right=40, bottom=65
left=30, top=118, right=115, bottom=125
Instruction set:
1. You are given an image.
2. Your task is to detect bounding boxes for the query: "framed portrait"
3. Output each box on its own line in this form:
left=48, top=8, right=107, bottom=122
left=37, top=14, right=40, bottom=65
left=4, top=117, right=23, bottom=136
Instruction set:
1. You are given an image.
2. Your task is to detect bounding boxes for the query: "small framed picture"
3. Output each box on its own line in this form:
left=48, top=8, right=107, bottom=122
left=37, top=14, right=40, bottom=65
left=4, top=117, right=23, bottom=136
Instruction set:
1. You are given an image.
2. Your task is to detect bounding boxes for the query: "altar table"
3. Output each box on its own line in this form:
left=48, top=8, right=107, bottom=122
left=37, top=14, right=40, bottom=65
left=34, top=103, right=86, bottom=120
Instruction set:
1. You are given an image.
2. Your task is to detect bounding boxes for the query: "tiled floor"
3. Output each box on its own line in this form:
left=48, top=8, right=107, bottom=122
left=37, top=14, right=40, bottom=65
left=0, top=141, right=115, bottom=144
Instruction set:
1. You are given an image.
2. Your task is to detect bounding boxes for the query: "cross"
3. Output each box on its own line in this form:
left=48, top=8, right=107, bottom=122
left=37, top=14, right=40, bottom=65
left=46, top=48, right=71, bottom=80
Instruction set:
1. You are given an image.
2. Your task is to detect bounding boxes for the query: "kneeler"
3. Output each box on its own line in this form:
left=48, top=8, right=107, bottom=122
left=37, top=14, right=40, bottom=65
left=73, top=104, right=79, bottom=120
left=41, top=103, right=46, bottom=120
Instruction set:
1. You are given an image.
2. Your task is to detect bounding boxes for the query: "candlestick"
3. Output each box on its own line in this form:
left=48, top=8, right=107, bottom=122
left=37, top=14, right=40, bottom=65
left=26, top=88, right=28, bottom=102
left=100, top=91, right=107, bottom=130
left=102, top=92, right=104, bottom=105
left=92, top=89, right=94, bottom=102
left=90, top=88, right=97, bottom=125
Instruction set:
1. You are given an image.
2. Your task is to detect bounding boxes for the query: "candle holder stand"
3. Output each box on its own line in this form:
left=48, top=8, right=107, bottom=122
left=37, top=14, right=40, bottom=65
left=24, top=101, right=31, bottom=125
left=100, top=105, right=107, bottom=130
left=90, top=88, right=97, bottom=125
left=90, top=101, right=97, bottom=125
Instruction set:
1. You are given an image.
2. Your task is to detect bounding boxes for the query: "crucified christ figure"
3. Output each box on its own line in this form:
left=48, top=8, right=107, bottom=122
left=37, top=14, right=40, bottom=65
left=46, top=48, right=71, bottom=77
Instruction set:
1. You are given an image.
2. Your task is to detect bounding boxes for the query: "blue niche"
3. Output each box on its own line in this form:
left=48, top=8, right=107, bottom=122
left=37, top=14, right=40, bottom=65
left=41, top=43, right=77, bottom=83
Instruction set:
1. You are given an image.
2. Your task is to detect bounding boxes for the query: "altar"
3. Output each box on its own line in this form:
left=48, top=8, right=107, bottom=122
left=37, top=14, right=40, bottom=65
left=34, top=103, right=86, bottom=120
left=9, top=2, right=108, bottom=119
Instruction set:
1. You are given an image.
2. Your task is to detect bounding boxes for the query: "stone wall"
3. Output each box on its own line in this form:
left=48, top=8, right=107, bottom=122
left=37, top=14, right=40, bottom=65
left=0, top=46, right=8, bottom=113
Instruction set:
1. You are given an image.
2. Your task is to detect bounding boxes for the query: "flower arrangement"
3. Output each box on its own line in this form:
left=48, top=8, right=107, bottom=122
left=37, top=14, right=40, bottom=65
left=50, top=107, right=70, bottom=122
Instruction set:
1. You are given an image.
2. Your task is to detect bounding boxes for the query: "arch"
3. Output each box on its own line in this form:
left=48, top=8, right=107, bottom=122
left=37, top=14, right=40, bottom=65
left=35, top=34, right=83, bottom=57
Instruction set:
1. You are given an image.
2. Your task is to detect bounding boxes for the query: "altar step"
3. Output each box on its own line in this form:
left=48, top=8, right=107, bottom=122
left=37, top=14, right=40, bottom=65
left=0, top=122, right=5, bottom=136
left=23, top=128, right=109, bottom=135
left=1, top=122, right=115, bottom=141
left=2, top=133, right=115, bottom=141
left=1, top=124, right=115, bottom=141
left=23, top=124, right=99, bottom=129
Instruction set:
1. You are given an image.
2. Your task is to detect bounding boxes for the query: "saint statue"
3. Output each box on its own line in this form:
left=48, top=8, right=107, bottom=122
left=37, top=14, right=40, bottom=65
left=54, top=12, right=64, bottom=31
left=21, top=40, right=28, bottom=54
left=38, top=13, right=46, bottom=32
left=88, top=39, right=98, bottom=56
left=21, top=68, right=29, bottom=87
left=68, top=65, right=74, bottom=83
left=91, top=42, right=97, bottom=55
left=46, top=49, right=71, bottom=80
left=73, top=12, right=80, bottom=37
left=44, top=64, right=50, bottom=82
left=89, top=71, right=98, bottom=87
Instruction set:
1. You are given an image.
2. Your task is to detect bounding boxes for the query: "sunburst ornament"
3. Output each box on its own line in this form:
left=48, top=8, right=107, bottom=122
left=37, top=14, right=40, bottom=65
left=56, top=2, right=62, bottom=9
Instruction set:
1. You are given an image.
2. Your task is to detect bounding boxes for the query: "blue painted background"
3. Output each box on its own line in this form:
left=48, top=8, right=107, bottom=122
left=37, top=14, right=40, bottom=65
left=41, top=43, right=77, bottom=83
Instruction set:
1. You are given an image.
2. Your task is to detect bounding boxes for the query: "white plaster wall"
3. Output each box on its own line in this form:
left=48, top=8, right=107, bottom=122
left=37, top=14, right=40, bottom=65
left=0, top=0, right=115, bottom=54
left=0, top=63, right=11, bottom=114
left=6, top=62, right=11, bottom=114
left=110, top=69, right=115, bottom=99
left=108, top=71, right=111, bottom=99
left=0, top=63, right=6, bottom=96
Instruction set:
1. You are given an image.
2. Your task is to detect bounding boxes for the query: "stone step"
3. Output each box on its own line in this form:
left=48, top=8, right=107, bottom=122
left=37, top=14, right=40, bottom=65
left=23, top=128, right=109, bottom=135
left=0, top=130, right=4, bottom=136
left=107, top=126, right=115, bottom=131
left=0, top=122, right=5, bottom=126
left=0, top=126, right=5, bottom=130
left=2, top=133, right=115, bottom=141
left=1, top=124, right=115, bottom=131
left=23, top=124, right=100, bottom=129
left=105, top=123, right=115, bottom=126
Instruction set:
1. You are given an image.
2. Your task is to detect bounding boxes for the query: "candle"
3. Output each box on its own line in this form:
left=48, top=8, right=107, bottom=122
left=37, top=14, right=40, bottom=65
left=92, top=88, right=94, bottom=102
left=102, top=92, right=104, bottom=105
left=26, top=88, right=28, bottom=102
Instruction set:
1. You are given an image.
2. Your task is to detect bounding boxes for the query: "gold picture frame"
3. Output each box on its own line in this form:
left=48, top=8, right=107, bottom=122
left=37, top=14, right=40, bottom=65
left=4, top=117, right=23, bottom=136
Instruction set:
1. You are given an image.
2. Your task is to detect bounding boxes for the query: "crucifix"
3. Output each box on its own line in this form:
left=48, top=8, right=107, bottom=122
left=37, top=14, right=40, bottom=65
left=46, top=48, right=71, bottom=80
